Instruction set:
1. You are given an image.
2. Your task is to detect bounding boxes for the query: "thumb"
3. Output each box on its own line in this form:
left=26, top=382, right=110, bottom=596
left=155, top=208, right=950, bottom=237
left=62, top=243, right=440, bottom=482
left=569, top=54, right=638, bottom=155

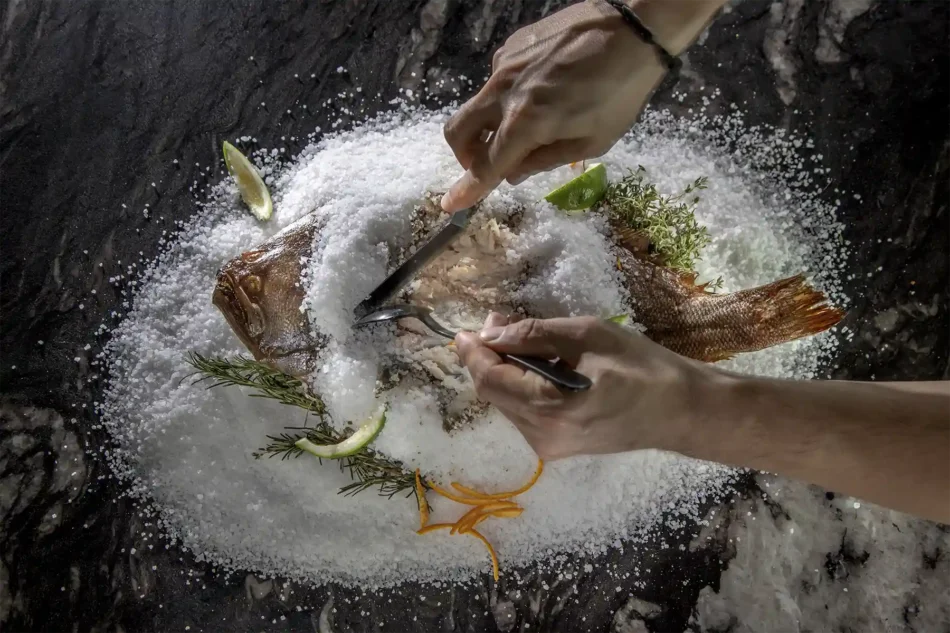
left=477, top=316, right=606, bottom=365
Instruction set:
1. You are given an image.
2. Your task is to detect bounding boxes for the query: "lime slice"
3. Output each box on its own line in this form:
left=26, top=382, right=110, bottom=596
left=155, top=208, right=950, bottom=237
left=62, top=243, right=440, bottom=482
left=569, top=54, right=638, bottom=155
left=606, top=314, right=631, bottom=326
left=544, top=162, right=608, bottom=212
left=222, top=141, right=273, bottom=221
left=295, top=407, right=386, bottom=459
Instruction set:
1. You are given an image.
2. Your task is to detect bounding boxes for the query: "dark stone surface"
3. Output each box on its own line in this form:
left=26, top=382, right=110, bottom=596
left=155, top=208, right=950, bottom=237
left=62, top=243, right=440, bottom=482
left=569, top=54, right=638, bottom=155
left=1, top=1, right=947, bottom=631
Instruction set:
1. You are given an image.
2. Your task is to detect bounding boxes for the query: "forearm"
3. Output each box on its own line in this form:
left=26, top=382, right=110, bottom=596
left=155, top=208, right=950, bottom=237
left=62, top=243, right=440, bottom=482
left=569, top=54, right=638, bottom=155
left=684, top=374, right=950, bottom=523
left=878, top=380, right=950, bottom=396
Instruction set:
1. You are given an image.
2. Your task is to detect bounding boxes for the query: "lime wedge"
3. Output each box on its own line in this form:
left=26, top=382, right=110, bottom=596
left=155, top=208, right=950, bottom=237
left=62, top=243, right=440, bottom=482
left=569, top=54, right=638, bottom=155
left=544, top=162, right=608, bottom=212
left=606, top=314, right=644, bottom=333
left=222, top=141, right=273, bottom=221
left=295, top=407, right=387, bottom=459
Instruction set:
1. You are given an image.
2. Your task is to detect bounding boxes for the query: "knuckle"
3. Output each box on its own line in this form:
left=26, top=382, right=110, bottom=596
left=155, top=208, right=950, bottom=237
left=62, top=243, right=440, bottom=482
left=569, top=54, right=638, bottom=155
left=471, top=368, right=493, bottom=395
left=473, top=366, right=505, bottom=399
left=572, top=316, right=603, bottom=339
left=515, top=318, right=545, bottom=342
left=443, top=115, right=462, bottom=144
left=467, top=156, right=497, bottom=182
left=507, top=100, right=538, bottom=128
left=491, top=47, right=506, bottom=72
left=489, top=66, right=517, bottom=92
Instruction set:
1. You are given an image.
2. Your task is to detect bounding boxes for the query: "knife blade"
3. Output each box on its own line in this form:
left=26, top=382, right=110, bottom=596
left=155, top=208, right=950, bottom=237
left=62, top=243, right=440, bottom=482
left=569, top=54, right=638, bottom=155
left=353, top=207, right=475, bottom=319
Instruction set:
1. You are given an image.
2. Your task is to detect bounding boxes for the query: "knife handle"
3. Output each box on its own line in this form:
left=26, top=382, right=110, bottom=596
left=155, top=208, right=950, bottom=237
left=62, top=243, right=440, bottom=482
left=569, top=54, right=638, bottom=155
left=500, top=353, right=593, bottom=392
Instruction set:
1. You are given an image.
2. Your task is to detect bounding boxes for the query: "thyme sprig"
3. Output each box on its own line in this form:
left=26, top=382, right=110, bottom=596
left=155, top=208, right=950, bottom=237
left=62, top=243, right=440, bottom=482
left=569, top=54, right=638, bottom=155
left=603, top=166, right=719, bottom=286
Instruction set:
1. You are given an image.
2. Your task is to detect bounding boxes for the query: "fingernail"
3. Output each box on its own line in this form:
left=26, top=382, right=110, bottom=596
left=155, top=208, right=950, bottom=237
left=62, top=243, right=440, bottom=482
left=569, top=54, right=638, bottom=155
left=440, top=191, right=455, bottom=211
left=483, top=311, right=507, bottom=329
left=509, top=175, right=528, bottom=186
left=479, top=326, right=504, bottom=343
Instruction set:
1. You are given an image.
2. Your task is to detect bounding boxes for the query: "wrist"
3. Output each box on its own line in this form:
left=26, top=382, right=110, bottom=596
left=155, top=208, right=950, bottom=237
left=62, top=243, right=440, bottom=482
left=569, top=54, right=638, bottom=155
left=627, top=0, right=726, bottom=56
left=669, top=365, right=759, bottom=460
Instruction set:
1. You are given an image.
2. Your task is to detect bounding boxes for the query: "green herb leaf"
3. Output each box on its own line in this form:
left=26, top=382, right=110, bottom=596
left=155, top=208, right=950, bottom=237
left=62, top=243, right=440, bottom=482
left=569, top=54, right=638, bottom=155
left=601, top=166, right=720, bottom=283
left=184, top=353, right=420, bottom=499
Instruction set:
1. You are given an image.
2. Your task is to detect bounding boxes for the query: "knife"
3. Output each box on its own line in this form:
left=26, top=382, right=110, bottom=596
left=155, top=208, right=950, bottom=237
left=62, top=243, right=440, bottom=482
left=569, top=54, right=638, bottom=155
left=353, top=207, right=476, bottom=319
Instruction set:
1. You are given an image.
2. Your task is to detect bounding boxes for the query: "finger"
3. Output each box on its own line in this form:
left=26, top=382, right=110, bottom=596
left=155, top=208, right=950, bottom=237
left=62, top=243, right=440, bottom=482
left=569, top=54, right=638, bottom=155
left=483, top=311, right=509, bottom=329
left=456, top=330, right=527, bottom=389
left=477, top=316, right=609, bottom=366
left=443, top=91, right=502, bottom=171
left=442, top=119, right=536, bottom=212
left=506, top=138, right=592, bottom=185
left=456, top=332, right=564, bottom=411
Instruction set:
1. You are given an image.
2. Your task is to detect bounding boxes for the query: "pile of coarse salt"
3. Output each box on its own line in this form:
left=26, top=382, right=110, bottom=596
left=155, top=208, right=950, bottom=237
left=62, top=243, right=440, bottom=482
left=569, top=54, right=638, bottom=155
left=96, top=102, right=846, bottom=588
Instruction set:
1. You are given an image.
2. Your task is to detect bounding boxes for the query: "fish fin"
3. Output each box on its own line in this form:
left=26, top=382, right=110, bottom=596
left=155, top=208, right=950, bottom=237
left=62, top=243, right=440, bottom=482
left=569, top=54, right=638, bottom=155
left=615, top=226, right=651, bottom=258
left=739, top=273, right=845, bottom=340
left=675, top=270, right=719, bottom=295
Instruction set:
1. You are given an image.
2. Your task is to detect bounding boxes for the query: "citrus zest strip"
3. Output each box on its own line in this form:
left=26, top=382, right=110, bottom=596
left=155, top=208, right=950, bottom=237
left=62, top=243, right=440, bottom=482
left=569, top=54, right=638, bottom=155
left=416, top=458, right=544, bottom=581
left=465, top=528, right=500, bottom=581
left=425, top=481, right=493, bottom=505
left=451, top=501, right=520, bottom=534
left=416, top=523, right=454, bottom=535
left=486, top=507, right=523, bottom=519
left=451, top=506, right=484, bottom=535
left=449, top=459, right=544, bottom=501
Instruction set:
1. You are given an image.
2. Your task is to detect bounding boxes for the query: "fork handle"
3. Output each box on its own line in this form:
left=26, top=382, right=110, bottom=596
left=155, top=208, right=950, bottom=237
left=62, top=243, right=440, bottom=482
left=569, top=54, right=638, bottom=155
left=500, top=353, right=592, bottom=392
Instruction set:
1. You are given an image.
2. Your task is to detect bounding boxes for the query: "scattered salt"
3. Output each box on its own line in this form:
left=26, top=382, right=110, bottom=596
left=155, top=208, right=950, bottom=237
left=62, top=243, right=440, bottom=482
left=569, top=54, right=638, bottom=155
left=96, top=101, right=846, bottom=588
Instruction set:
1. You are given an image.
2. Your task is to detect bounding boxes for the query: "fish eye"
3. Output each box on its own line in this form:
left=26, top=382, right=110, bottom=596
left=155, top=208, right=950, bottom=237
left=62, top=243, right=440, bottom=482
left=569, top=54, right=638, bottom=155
left=243, top=275, right=262, bottom=295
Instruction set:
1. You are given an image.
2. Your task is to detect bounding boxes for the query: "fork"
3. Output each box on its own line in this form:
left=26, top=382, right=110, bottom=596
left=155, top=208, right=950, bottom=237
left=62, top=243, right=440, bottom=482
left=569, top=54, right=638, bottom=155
left=353, top=304, right=592, bottom=392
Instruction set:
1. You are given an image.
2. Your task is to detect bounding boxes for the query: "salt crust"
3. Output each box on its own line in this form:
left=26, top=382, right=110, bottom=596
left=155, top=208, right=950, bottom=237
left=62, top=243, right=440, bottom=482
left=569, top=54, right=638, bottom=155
left=97, top=103, right=846, bottom=587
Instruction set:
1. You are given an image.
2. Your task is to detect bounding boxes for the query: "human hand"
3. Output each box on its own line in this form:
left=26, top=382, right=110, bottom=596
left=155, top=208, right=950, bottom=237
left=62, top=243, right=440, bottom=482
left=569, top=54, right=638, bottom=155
left=440, top=0, right=668, bottom=212
left=455, top=313, right=715, bottom=460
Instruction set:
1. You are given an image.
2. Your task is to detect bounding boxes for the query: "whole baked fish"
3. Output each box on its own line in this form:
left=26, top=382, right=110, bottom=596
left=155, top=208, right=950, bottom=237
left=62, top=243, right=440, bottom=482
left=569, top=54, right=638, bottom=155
left=213, top=194, right=843, bottom=384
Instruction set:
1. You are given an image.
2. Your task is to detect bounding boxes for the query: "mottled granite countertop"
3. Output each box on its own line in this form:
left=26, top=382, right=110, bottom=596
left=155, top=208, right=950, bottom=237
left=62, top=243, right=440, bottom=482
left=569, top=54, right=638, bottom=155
left=1, top=1, right=947, bottom=631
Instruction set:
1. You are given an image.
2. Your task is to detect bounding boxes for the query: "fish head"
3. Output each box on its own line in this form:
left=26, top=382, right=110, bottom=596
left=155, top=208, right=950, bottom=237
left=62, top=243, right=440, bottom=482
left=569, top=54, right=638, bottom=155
left=212, top=222, right=316, bottom=368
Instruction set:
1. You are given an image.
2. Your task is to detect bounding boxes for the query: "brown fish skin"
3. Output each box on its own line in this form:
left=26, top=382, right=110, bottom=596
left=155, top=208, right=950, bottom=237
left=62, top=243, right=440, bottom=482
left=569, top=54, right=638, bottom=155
left=616, top=247, right=844, bottom=363
left=212, top=215, right=323, bottom=376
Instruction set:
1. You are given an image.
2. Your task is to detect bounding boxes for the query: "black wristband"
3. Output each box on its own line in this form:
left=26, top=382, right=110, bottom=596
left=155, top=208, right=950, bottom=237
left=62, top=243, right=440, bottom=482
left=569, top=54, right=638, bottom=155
left=601, top=0, right=682, bottom=74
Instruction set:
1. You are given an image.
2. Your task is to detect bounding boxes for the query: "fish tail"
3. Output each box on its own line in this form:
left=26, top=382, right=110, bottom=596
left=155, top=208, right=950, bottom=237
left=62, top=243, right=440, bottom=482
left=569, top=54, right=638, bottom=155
left=638, top=269, right=845, bottom=363
left=737, top=273, right=845, bottom=341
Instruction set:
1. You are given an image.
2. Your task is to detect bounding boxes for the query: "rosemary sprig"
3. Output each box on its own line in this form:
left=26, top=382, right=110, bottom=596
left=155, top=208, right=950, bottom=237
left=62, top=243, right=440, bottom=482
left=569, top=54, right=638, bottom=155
left=186, top=352, right=325, bottom=414
left=603, top=166, right=720, bottom=288
left=185, top=353, right=420, bottom=499
left=255, top=424, right=419, bottom=498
